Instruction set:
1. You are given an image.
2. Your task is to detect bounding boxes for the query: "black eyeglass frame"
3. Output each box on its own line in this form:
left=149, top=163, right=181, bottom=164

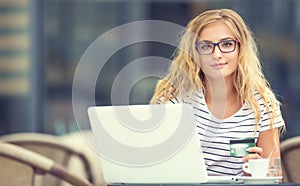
left=195, top=39, right=239, bottom=55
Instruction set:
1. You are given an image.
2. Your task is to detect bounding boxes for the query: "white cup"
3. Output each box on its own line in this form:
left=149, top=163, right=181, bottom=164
left=243, top=159, right=270, bottom=177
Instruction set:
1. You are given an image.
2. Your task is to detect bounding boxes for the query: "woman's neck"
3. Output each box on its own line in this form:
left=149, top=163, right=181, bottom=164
left=204, top=77, right=241, bottom=119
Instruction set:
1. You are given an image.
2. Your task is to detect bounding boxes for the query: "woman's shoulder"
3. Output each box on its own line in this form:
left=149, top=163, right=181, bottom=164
left=158, top=92, right=198, bottom=105
left=252, top=90, right=281, bottom=114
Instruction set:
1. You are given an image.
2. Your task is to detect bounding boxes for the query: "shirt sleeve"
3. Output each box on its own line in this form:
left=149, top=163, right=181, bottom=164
left=259, top=106, right=285, bottom=132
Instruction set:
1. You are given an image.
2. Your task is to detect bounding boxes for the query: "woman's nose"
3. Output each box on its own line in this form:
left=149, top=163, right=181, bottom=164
left=212, top=46, right=223, bottom=58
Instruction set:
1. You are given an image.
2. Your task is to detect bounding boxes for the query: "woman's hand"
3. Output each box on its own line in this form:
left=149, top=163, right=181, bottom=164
left=242, top=147, right=264, bottom=176
left=242, top=147, right=263, bottom=162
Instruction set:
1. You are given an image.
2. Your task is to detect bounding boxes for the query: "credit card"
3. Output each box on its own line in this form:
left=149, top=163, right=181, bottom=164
left=230, top=138, right=255, bottom=156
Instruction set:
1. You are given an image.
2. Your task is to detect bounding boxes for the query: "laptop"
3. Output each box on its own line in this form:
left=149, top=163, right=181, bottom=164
left=87, top=104, right=242, bottom=185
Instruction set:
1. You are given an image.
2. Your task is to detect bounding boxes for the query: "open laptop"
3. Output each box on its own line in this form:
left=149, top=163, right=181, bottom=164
left=87, top=104, right=242, bottom=185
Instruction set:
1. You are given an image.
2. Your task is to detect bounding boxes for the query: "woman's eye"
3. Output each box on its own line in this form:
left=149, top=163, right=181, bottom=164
left=200, top=44, right=212, bottom=50
left=222, top=41, right=233, bottom=47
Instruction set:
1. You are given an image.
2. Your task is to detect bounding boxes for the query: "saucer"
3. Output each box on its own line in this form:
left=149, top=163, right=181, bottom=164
left=240, top=176, right=282, bottom=184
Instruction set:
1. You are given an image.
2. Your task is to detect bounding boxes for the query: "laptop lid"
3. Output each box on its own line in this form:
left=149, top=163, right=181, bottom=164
left=87, top=103, right=208, bottom=184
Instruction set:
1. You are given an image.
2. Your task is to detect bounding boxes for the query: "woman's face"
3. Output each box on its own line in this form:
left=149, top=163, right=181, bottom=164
left=198, top=21, right=239, bottom=82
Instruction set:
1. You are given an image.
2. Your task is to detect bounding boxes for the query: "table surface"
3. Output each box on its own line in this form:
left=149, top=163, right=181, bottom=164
left=108, top=183, right=300, bottom=186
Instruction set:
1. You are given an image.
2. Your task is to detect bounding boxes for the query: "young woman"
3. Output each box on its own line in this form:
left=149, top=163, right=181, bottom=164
left=150, top=9, right=285, bottom=176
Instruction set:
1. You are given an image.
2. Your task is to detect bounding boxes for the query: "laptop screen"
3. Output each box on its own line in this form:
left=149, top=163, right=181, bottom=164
left=87, top=103, right=208, bottom=184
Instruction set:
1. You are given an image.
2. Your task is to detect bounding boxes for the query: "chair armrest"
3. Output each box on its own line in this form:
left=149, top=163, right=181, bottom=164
left=0, top=142, right=92, bottom=186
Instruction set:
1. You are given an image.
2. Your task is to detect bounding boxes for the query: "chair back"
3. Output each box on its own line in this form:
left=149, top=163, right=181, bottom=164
left=0, top=142, right=92, bottom=186
left=281, top=136, right=300, bottom=183
left=59, top=130, right=106, bottom=186
left=0, top=133, right=94, bottom=186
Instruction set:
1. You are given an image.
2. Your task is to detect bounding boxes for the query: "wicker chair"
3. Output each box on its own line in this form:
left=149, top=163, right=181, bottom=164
left=280, top=136, right=300, bottom=183
left=0, top=142, right=92, bottom=186
left=59, top=130, right=106, bottom=186
left=0, top=132, right=97, bottom=186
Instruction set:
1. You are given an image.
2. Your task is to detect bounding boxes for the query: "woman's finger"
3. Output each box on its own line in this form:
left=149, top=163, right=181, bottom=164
left=247, top=147, right=263, bottom=154
left=242, top=147, right=264, bottom=162
left=242, top=153, right=261, bottom=162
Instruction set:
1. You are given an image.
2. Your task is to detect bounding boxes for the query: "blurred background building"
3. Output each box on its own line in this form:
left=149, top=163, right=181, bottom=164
left=0, top=0, right=299, bottom=139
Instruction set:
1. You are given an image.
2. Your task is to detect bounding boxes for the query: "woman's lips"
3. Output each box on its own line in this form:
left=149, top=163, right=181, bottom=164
left=211, top=62, right=228, bottom=69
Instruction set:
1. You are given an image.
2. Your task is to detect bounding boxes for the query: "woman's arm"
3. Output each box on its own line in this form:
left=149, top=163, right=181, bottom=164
left=242, top=128, right=280, bottom=161
left=242, top=128, right=282, bottom=176
left=256, top=128, right=281, bottom=158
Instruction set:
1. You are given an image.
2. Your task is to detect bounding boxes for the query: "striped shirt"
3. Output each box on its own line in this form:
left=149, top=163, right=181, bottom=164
left=165, top=90, right=285, bottom=176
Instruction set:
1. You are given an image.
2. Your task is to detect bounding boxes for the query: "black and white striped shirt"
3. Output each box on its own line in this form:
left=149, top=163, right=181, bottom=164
left=167, top=90, right=285, bottom=176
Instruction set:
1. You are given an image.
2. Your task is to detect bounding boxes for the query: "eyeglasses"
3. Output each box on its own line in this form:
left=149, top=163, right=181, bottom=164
left=196, top=39, right=239, bottom=55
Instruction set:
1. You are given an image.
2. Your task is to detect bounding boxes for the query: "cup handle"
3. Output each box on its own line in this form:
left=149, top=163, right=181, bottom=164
left=242, top=162, right=251, bottom=174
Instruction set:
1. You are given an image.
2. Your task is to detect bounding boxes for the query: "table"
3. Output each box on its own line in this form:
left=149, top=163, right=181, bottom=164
left=108, top=183, right=300, bottom=186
